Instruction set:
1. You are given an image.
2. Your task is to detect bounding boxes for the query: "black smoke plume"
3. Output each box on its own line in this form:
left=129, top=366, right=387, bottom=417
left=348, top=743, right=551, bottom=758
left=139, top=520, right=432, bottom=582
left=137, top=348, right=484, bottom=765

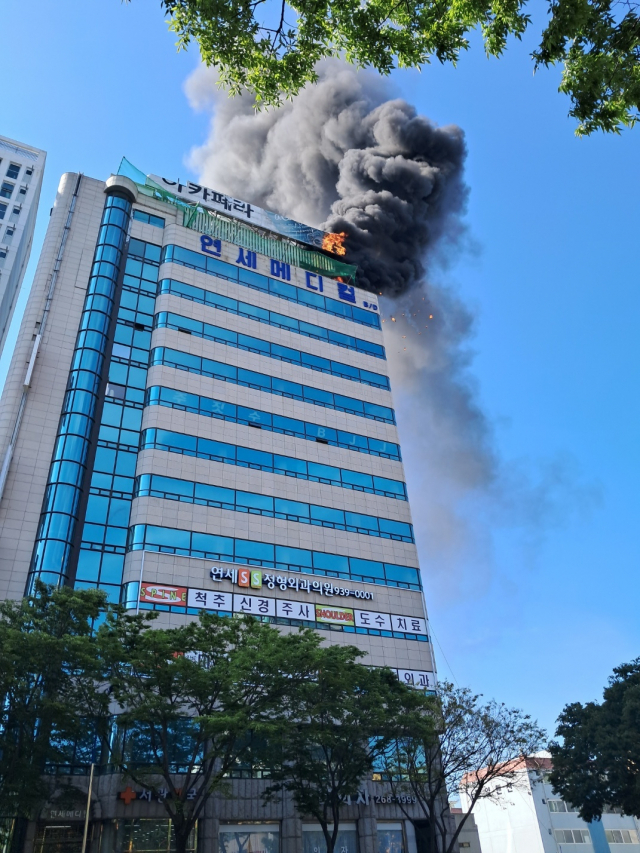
left=185, top=62, right=596, bottom=602
left=186, top=63, right=467, bottom=297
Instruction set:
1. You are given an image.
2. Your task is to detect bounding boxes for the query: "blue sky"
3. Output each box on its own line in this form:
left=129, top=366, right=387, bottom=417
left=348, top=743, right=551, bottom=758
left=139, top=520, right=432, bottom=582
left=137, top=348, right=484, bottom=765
left=3, top=0, right=639, bottom=736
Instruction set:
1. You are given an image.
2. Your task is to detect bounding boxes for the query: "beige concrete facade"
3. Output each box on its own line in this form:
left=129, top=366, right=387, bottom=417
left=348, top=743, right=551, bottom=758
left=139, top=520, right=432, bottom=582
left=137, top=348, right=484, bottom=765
left=0, top=169, right=438, bottom=853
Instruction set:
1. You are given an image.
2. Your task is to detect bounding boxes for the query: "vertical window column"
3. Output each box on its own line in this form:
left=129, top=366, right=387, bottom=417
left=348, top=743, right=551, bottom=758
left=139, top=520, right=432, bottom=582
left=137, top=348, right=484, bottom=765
left=27, top=190, right=133, bottom=591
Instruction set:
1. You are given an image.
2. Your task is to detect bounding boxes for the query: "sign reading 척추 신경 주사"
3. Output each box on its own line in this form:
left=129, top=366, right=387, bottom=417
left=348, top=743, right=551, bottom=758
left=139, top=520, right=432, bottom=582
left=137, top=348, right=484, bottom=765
left=149, top=174, right=328, bottom=249
left=136, top=581, right=428, bottom=637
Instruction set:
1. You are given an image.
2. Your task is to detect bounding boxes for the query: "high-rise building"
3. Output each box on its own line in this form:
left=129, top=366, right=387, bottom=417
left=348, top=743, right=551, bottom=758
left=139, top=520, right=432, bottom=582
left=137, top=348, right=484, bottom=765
left=0, top=165, right=436, bottom=853
left=0, top=135, right=46, bottom=354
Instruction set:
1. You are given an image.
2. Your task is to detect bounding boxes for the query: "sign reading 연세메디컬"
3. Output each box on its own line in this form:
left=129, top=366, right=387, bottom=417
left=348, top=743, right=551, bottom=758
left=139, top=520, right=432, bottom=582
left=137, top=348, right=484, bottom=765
left=149, top=174, right=328, bottom=249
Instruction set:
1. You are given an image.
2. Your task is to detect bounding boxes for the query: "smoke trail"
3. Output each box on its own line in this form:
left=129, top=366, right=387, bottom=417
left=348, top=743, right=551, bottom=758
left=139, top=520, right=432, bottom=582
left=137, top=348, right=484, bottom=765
left=184, top=62, right=595, bottom=599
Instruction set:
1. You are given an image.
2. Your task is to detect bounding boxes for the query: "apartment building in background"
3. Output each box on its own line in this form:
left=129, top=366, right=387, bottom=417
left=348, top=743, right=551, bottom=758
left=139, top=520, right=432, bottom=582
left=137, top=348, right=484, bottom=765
left=0, top=135, right=46, bottom=354
left=0, top=162, right=437, bottom=853
left=462, top=755, right=640, bottom=853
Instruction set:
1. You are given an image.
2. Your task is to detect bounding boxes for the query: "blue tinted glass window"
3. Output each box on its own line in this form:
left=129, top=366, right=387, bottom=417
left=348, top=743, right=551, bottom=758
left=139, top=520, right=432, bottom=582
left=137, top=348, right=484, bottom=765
left=194, top=483, right=235, bottom=504
left=153, top=476, right=193, bottom=497
left=235, top=540, right=274, bottom=563
left=379, top=519, right=413, bottom=538
left=273, top=455, right=306, bottom=475
left=351, top=558, right=385, bottom=578
left=385, top=564, right=420, bottom=584
left=307, top=462, right=341, bottom=482
left=147, top=525, right=190, bottom=549
left=345, top=512, right=378, bottom=531
left=374, top=477, right=406, bottom=497
left=192, top=532, right=234, bottom=557
left=75, top=550, right=101, bottom=581
left=237, top=447, right=272, bottom=468
left=198, top=437, right=236, bottom=460
left=313, top=553, right=349, bottom=575
left=236, top=491, right=273, bottom=511
left=276, top=545, right=312, bottom=567
left=108, top=498, right=131, bottom=526
left=310, top=505, right=344, bottom=524
left=341, top=470, right=373, bottom=489
left=275, top=498, right=309, bottom=518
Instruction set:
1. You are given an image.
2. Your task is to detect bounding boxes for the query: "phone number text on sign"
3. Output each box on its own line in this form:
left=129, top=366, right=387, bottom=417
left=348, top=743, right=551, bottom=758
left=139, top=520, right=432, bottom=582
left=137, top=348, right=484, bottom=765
left=211, top=566, right=374, bottom=600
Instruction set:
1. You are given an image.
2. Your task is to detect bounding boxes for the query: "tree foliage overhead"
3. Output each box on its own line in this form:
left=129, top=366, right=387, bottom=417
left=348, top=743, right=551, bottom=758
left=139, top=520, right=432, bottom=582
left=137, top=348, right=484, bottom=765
left=550, top=658, right=640, bottom=821
left=157, top=0, right=639, bottom=134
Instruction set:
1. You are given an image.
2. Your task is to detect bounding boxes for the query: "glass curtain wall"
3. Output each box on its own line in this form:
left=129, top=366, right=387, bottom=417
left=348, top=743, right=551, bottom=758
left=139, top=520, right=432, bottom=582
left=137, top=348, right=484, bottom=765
left=28, top=191, right=132, bottom=591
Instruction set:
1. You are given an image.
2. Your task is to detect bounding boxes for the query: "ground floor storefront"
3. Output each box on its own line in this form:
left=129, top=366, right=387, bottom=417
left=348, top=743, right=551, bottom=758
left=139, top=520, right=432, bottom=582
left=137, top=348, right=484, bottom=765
left=11, top=777, right=427, bottom=853
left=29, top=818, right=411, bottom=853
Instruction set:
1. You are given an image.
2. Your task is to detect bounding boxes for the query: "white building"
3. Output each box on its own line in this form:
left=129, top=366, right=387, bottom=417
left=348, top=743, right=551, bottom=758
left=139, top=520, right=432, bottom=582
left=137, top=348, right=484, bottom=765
left=0, top=135, right=46, bottom=355
left=462, top=755, right=640, bottom=853
left=451, top=809, right=482, bottom=852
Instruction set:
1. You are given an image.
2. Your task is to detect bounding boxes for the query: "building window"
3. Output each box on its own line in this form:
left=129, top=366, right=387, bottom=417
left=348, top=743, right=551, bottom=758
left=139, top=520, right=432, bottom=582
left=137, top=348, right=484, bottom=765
left=18, top=186, right=27, bottom=197
left=11, top=206, right=20, bottom=218
left=303, top=824, right=357, bottom=853
left=0, top=203, right=6, bottom=220
left=605, top=830, right=640, bottom=843
left=159, top=278, right=386, bottom=359
left=0, top=182, right=14, bottom=199
left=6, top=163, right=20, bottom=180
left=554, top=829, right=591, bottom=843
left=378, top=823, right=405, bottom=853
left=105, top=382, right=126, bottom=400
left=4, top=227, right=15, bottom=241
left=218, top=824, right=279, bottom=853
left=34, top=822, right=86, bottom=853
left=153, top=311, right=389, bottom=389
left=106, top=819, right=196, bottom=852
left=548, top=800, right=577, bottom=813
left=134, top=473, right=414, bottom=542
left=133, top=209, right=165, bottom=228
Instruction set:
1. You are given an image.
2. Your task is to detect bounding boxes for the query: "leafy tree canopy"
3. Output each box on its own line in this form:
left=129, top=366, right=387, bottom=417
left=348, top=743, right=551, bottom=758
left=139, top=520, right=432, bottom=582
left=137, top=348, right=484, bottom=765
left=154, top=0, right=640, bottom=134
left=550, top=658, right=640, bottom=821
left=257, top=643, right=432, bottom=853
left=0, top=583, right=107, bottom=819
left=383, top=681, right=547, bottom=853
left=96, top=609, right=323, bottom=853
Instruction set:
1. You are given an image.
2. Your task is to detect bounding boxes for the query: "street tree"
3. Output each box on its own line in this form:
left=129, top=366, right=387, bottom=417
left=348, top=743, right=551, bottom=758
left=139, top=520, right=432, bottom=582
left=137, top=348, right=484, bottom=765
left=382, top=681, right=547, bottom=853
left=146, top=0, right=639, bottom=134
left=0, top=584, right=107, bottom=844
left=550, top=658, right=640, bottom=821
left=97, top=609, right=322, bottom=853
left=258, top=644, right=431, bottom=853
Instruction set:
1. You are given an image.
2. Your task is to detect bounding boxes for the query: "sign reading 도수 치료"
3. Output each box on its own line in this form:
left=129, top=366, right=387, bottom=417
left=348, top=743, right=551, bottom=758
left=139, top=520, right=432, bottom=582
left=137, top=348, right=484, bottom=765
left=314, top=605, right=355, bottom=626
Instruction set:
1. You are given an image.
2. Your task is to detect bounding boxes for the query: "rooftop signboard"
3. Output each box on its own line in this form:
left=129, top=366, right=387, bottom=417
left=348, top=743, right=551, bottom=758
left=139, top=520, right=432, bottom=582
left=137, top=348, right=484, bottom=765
left=149, top=173, right=329, bottom=249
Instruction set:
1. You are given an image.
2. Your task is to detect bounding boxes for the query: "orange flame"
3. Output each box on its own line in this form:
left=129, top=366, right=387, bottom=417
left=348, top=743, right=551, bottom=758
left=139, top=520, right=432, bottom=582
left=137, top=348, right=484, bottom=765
left=322, top=231, right=347, bottom=256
